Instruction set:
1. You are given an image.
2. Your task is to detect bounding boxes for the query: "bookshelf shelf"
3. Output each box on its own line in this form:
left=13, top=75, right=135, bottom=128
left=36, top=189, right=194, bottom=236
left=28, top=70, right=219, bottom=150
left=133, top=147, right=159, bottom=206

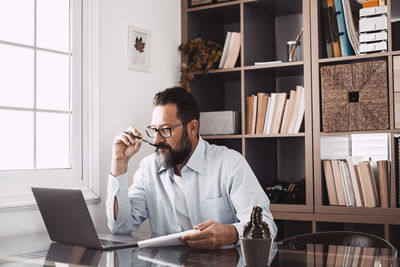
left=243, top=61, right=304, bottom=70
left=188, top=0, right=240, bottom=12
left=320, top=129, right=393, bottom=136
left=195, top=67, right=242, bottom=75
left=201, top=134, right=242, bottom=139
left=244, top=133, right=305, bottom=138
left=318, top=52, right=390, bottom=63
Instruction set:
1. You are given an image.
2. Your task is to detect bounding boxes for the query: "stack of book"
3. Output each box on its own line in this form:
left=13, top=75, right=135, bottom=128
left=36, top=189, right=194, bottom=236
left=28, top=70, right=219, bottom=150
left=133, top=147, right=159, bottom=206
left=322, top=157, right=389, bottom=207
left=219, top=32, right=241, bottom=69
left=246, top=86, right=305, bottom=135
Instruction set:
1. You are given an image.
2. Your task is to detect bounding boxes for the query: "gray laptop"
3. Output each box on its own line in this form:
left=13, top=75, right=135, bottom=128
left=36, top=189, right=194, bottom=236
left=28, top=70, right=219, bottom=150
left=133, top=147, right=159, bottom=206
left=32, top=187, right=139, bottom=250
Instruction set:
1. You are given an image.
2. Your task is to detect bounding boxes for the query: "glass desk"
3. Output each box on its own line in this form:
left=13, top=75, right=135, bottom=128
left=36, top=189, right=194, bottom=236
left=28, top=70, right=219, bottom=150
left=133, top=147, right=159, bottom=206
left=0, top=232, right=397, bottom=266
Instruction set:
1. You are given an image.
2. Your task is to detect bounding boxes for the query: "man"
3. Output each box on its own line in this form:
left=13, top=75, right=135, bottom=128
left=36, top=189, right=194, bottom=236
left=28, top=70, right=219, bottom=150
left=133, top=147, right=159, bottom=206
left=106, top=87, right=277, bottom=249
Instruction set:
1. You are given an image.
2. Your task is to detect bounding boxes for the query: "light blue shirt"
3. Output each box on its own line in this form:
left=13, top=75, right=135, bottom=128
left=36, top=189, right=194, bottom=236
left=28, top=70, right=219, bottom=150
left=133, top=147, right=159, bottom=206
left=106, top=137, right=277, bottom=238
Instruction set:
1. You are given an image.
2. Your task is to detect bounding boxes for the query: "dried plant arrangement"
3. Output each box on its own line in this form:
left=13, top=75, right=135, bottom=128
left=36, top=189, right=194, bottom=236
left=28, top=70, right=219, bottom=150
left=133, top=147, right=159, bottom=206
left=179, top=37, right=222, bottom=91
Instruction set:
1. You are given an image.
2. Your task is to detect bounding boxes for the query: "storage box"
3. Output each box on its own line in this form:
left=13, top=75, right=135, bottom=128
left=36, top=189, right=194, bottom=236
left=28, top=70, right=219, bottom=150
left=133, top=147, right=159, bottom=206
left=320, top=60, right=389, bottom=132
left=359, top=16, right=387, bottom=33
left=360, top=6, right=387, bottom=18
left=359, top=31, right=387, bottom=43
left=359, top=5, right=387, bottom=17
left=199, top=111, right=240, bottom=135
left=359, top=40, right=387, bottom=53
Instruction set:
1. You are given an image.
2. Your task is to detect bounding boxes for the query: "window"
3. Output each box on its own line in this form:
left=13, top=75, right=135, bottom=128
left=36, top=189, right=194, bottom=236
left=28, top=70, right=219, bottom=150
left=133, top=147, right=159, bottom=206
left=0, top=0, right=93, bottom=198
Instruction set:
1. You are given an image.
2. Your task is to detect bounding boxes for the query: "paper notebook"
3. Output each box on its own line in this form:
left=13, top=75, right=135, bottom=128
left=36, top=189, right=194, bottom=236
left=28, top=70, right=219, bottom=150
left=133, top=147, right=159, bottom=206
left=137, top=229, right=200, bottom=248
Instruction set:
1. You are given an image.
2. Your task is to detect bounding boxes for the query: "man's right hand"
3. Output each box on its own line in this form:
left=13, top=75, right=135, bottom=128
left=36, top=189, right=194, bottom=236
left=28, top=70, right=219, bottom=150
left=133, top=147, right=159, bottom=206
left=110, top=126, right=143, bottom=177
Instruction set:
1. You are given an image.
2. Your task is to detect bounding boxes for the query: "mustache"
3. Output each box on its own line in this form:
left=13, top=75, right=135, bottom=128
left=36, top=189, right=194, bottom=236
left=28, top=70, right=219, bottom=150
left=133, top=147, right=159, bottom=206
left=155, top=142, right=171, bottom=150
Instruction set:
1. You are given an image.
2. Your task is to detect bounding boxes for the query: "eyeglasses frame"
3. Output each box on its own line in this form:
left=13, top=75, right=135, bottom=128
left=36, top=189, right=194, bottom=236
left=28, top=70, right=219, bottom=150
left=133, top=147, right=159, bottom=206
left=145, top=120, right=191, bottom=138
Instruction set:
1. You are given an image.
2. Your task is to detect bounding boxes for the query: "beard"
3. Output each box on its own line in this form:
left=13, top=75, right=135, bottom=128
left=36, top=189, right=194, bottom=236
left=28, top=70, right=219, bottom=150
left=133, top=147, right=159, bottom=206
left=155, top=127, right=192, bottom=169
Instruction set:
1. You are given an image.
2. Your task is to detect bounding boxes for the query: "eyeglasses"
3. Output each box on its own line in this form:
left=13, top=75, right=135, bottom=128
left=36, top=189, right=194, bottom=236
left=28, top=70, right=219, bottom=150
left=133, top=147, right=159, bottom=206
left=145, top=121, right=190, bottom=138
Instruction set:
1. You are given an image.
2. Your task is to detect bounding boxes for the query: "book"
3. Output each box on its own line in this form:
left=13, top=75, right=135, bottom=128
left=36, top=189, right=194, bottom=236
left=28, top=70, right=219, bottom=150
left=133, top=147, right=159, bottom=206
left=326, top=245, right=337, bottom=267
left=353, top=164, right=365, bottom=207
left=369, top=161, right=380, bottom=206
left=334, top=246, right=347, bottom=267
left=251, top=95, right=258, bottom=134
left=357, top=162, right=378, bottom=207
left=351, top=246, right=362, bottom=267
left=286, top=86, right=301, bottom=134
left=263, top=97, right=272, bottom=134
left=338, top=160, right=350, bottom=206
left=223, top=32, right=241, bottom=69
left=264, top=93, right=277, bottom=134
left=377, top=160, right=389, bottom=208
left=345, top=156, right=364, bottom=207
left=323, top=160, right=339, bottom=205
left=246, top=96, right=253, bottom=134
left=342, top=160, right=356, bottom=206
left=270, top=93, right=287, bottom=134
left=327, top=0, right=342, bottom=57
left=137, top=229, right=200, bottom=248
left=293, top=86, right=305, bottom=133
left=219, top=32, right=232, bottom=68
left=334, top=0, right=355, bottom=56
left=279, top=98, right=292, bottom=134
left=342, top=0, right=362, bottom=55
left=256, top=93, right=269, bottom=134
left=331, top=160, right=347, bottom=206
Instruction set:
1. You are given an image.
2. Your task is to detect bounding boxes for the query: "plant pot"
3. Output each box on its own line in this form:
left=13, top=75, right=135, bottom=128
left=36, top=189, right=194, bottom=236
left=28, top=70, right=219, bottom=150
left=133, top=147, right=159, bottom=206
left=239, top=237, right=273, bottom=266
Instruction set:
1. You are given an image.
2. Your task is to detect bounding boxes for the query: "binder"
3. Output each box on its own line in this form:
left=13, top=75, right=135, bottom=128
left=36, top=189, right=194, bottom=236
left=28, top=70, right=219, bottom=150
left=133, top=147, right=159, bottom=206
left=321, top=0, right=334, bottom=57
left=327, top=0, right=342, bottom=57
left=334, top=0, right=355, bottom=56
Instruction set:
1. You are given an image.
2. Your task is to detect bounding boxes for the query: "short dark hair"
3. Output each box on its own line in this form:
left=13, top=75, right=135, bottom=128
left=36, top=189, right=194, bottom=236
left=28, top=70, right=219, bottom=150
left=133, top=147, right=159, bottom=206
left=153, top=87, right=200, bottom=123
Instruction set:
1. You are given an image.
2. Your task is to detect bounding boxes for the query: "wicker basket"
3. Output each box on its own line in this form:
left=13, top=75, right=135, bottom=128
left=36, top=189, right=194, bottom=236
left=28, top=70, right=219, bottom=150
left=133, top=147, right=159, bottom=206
left=320, top=59, right=389, bottom=132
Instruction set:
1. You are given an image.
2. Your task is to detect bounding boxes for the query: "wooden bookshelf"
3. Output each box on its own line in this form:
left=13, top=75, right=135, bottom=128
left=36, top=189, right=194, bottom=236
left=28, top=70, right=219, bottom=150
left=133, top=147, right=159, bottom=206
left=182, top=0, right=400, bottom=244
left=311, top=0, right=400, bottom=245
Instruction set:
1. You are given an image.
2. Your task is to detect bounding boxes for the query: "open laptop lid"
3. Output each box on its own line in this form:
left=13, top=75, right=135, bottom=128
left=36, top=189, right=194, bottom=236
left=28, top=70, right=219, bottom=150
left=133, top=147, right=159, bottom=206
left=32, top=187, right=102, bottom=250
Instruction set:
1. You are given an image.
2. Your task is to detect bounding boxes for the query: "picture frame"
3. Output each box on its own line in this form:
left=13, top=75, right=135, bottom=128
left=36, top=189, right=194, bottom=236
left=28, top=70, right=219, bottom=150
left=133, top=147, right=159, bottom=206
left=128, top=26, right=151, bottom=72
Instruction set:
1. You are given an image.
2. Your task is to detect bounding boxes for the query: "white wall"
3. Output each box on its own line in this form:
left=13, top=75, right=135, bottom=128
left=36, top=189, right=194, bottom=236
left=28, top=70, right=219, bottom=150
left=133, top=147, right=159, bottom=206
left=94, top=0, right=182, bottom=234
left=0, top=0, right=181, bottom=237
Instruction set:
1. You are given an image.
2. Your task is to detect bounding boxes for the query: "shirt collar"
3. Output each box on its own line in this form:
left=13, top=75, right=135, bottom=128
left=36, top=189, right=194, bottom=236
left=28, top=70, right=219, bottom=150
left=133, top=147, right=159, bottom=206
left=157, top=137, right=206, bottom=176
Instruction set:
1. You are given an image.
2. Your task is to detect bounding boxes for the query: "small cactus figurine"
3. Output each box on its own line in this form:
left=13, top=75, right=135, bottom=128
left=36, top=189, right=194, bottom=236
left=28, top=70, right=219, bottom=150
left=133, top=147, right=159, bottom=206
left=243, top=206, right=271, bottom=239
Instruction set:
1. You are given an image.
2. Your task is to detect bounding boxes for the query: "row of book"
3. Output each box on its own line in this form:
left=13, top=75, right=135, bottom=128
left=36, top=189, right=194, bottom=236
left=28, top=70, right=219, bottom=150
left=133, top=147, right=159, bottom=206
left=246, top=86, right=305, bottom=135
left=219, top=32, right=241, bottom=69
left=322, top=157, right=389, bottom=207
left=317, top=244, right=391, bottom=267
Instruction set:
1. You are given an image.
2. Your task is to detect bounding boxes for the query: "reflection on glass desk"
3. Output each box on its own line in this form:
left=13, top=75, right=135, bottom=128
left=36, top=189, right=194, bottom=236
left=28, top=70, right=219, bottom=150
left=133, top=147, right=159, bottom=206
left=0, top=232, right=397, bottom=266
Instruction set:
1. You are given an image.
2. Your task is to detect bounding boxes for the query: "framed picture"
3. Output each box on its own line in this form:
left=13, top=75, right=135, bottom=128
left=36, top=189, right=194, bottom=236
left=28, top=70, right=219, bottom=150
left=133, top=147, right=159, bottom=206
left=128, top=26, right=151, bottom=72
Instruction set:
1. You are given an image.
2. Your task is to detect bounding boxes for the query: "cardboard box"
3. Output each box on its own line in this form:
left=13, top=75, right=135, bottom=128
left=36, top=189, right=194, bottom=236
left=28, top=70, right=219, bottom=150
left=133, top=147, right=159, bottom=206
left=199, top=111, right=240, bottom=135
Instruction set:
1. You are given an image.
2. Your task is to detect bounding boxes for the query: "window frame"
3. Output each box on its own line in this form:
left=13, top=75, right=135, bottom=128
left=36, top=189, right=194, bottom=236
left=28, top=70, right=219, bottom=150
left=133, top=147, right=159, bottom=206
left=0, top=0, right=100, bottom=212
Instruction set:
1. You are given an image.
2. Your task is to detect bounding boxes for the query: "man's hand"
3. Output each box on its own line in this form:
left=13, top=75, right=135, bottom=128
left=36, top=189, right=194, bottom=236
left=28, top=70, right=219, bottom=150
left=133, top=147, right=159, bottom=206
left=110, top=126, right=143, bottom=177
left=181, top=220, right=239, bottom=249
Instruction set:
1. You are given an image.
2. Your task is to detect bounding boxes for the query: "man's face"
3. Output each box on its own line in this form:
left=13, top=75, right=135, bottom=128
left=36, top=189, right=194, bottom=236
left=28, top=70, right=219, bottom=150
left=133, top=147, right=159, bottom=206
left=150, top=104, right=192, bottom=168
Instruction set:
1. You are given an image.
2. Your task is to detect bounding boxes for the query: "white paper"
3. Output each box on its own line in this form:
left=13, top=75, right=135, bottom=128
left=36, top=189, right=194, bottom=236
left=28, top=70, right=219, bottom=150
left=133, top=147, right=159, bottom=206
left=137, top=229, right=200, bottom=248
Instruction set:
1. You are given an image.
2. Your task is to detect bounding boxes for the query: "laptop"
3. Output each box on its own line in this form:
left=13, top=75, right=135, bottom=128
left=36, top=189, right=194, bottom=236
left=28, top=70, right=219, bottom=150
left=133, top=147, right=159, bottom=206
left=32, top=187, right=139, bottom=250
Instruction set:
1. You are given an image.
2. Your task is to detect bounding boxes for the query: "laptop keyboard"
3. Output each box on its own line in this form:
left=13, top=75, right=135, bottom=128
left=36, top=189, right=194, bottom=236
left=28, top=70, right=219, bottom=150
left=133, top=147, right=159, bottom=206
left=99, top=239, right=125, bottom=246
